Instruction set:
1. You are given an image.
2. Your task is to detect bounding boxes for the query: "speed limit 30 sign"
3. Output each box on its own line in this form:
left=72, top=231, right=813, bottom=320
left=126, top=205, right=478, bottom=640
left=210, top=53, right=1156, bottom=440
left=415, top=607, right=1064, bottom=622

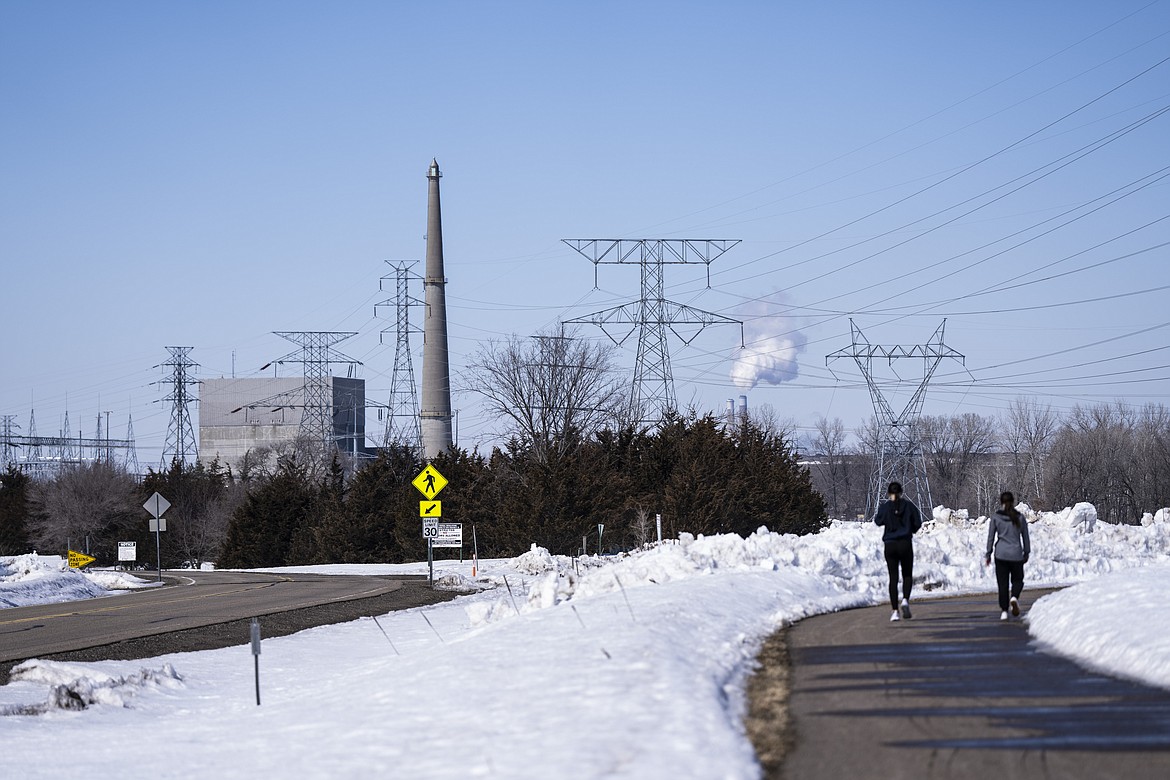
left=422, top=518, right=439, bottom=539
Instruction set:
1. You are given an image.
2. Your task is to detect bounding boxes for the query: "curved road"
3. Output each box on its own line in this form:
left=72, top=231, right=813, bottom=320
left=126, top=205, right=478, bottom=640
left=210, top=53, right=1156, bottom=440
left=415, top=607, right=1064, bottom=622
left=0, top=570, right=428, bottom=664
left=775, top=592, right=1170, bottom=779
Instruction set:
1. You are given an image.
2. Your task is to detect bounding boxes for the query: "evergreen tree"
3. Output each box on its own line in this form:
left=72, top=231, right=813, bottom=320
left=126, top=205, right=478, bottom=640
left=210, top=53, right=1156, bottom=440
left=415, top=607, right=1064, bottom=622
left=218, top=457, right=316, bottom=568
left=0, top=465, right=32, bottom=555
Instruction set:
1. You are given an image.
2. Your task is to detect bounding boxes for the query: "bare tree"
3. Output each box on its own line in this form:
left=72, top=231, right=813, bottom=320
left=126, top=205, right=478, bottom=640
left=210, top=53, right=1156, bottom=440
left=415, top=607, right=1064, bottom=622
left=1000, top=397, right=1058, bottom=503
left=463, top=328, right=628, bottom=463
left=809, top=416, right=852, bottom=519
left=29, top=462, right=138, bottom=557
left=920, top=413, right=996, bottom=510
left=630, top=504, right=653, bottom=546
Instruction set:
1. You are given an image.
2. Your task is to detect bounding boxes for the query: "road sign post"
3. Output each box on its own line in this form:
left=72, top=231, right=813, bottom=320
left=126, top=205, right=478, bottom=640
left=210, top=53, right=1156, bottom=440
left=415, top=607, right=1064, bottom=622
left=656, top=513, right=662, bottom=544
left=598, top=523, right=605, bottom=554
left=414, top=466, right=448, bottom=588
left=143, top=492, right=170, bottom=582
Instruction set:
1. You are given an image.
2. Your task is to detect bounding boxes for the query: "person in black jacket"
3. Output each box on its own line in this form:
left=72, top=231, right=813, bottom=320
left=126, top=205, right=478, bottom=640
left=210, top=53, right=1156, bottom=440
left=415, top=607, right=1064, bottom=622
left=874, top=481, right=923, bottom=621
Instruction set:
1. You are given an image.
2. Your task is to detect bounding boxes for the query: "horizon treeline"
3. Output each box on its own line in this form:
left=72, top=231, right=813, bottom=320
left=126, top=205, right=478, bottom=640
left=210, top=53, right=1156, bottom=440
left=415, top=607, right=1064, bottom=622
left=0, top=412, right=826, bottom=567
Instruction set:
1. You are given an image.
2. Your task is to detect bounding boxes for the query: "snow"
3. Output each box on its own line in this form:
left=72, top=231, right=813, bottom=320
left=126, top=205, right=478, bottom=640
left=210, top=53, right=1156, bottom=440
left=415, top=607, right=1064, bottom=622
left=1027, top=563, right=1170, bottom=691
left=0, top=554, right=158, bottom=609
left=2, top=505, right=1169, bottom=778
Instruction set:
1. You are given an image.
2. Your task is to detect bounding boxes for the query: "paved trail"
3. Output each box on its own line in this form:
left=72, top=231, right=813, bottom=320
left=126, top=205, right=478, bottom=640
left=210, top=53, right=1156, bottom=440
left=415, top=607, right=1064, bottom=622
left=780, top=592, right=1170, bottom=780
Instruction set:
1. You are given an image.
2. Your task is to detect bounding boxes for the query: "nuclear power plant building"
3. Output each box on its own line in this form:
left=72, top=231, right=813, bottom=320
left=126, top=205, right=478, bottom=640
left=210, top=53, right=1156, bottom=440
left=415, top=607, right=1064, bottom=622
left=199, top=377, right=366, bottom=468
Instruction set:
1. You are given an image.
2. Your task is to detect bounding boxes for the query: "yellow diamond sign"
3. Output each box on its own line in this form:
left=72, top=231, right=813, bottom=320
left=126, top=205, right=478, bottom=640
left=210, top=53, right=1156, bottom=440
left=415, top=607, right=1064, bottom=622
left=67, top=550, right=97, bottom=569
left=412, top=464, right=448, bottom=500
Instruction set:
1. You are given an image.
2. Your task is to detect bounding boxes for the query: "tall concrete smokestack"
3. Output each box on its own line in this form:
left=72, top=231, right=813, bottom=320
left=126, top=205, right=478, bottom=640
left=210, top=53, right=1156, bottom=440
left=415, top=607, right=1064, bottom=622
left=421, top=158, right=453, bottom=459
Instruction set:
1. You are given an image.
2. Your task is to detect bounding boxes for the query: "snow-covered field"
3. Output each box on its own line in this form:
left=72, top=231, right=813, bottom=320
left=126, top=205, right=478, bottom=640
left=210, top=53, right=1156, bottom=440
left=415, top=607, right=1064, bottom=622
left=2, top=503, right=1169, bottom=779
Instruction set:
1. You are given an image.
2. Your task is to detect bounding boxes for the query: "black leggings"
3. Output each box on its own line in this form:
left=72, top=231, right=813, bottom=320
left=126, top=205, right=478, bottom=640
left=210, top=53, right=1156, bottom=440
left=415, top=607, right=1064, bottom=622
left=884, top=538, right=914, bottom=609
left=995, top=558, right=1025, bottom=612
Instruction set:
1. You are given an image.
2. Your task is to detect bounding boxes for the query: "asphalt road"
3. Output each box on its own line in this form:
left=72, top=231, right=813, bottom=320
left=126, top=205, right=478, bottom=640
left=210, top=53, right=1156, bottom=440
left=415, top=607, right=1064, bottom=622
left=0, top=570, right=430, bottom=664
left=778, top=592, right=1170, bottom=780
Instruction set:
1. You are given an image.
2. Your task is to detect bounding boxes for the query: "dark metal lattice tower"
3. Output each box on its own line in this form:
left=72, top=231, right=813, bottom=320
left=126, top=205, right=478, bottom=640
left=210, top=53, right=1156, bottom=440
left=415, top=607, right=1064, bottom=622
left=270, top=331, right=361, bottom=461
left=125, top=412, right=141, bottom=475
left=27, top=410, right=42, bottom=462
left=375, top=261, right=422, bottom=451
left=827, top=319, right=965, bottom=518
left=0, top=416, right=18, bottom=467
left=60, top=411, right=74, bottom=462
left=157, top=346, right=200, bottom=468
left=563, top=239, right=743, bottom=422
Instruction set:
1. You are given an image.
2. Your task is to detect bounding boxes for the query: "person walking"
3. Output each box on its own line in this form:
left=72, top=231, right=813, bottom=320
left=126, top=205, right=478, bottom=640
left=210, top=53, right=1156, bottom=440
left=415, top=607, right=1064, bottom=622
left=986, top=491, right=1031, bottom=621
left=874, top=481, right=923, bottom=622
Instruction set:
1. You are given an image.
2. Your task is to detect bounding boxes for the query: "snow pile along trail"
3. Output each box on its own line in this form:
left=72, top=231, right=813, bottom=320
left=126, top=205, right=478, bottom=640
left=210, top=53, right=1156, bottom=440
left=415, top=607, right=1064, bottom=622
left=1, top=503, right=1169, bottom=779
left=1028, top=563, right=1170, bottom=692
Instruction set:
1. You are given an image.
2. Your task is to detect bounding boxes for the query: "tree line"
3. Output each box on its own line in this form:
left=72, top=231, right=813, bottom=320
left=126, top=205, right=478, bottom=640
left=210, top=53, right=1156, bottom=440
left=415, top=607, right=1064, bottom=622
left=806, top=398, right=1170, bottom=523
left=0, top=412, right=825, bottom=568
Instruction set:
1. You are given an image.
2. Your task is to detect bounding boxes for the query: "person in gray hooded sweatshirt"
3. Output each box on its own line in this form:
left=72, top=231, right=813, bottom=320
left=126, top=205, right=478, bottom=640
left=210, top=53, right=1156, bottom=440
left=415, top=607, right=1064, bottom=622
left=986, top=491, right=1031, bottom=620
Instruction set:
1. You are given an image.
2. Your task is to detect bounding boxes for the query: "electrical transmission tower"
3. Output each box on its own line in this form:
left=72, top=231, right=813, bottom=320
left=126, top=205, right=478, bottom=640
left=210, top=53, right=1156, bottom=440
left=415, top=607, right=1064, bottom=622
left=563, top=239, right=743, bottom=422
left=827, top=319, right=965, bottom=519
left=157, top=346, right=200, bottom=468
left=0, top=416, right=18, bottom=467
left=125, top=413, right=141, bottom=476
left=375, top=261, right=423, bottom=452
left=270, top=332, right=361, bottom=461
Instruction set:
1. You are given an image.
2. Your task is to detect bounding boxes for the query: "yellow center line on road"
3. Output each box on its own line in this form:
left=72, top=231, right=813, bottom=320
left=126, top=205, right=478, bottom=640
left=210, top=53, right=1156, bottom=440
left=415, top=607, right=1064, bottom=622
left=0, top=574, right=297, bottom=628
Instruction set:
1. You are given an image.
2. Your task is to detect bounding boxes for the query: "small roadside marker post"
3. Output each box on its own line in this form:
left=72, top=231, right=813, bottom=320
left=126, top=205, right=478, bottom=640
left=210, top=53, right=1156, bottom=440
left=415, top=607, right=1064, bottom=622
left=471, top=523, right=479, bottom=578
left=251, top=618, right=262, bottom=706
left=656, top=513, right=662, bottom=544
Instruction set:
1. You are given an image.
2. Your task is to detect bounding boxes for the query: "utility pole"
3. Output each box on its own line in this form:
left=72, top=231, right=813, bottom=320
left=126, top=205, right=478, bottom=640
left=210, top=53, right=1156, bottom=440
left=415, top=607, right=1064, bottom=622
left=563, top=239, right=743, bottom=423
left=827, top=320, right=966, bottom=518
left=375, top=261, right=423, bottom=452
left=268, top=331, right=361, bottom=464
left=156, top=346, right=200, bottom=469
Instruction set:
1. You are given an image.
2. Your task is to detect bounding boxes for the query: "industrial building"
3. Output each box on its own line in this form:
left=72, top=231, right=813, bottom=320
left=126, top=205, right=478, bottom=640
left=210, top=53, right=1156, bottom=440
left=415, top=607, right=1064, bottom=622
left=199, top=377, right=367, bottom=469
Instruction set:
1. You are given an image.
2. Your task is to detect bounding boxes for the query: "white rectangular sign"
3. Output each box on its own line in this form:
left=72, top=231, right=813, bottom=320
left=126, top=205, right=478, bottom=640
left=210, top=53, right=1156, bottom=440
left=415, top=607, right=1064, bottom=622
left=149, top=517, right=167, bottom=532
left=422, top=518, right=439, bottom=539
left=118, top=541, right=137, bottom=561
left=433, top=522, right=462, bottom=548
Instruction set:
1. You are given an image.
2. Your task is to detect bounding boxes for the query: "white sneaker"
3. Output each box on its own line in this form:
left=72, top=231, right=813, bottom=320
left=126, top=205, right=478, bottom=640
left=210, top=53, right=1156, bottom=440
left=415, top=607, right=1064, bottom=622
left=900, top=599, right=912, bottom=619
left=890, top=610, right=901, bottom=622
left=1010, top=597, right=1020, bottom=617
left=1000, top=611, right=1009, bottom=621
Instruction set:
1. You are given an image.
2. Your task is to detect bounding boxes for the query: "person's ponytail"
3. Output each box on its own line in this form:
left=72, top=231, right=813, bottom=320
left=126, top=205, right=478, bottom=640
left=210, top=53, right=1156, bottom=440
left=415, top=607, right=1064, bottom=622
left=1000, top=491, right=1021, bottom=528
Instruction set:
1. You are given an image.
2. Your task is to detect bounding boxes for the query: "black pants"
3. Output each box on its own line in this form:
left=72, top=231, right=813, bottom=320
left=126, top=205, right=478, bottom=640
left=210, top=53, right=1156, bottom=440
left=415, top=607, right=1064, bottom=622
left=884, top=537, right=914, bottom=610
left=995, top=558, right=1025, bottom=612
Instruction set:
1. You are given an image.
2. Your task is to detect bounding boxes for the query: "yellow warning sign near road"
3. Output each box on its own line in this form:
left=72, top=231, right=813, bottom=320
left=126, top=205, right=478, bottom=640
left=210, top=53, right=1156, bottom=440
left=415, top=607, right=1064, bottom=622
left=412, top=464, right=448, bottom=500
left=419, top=500, right=442, bottom=518
left=67, top=550, right=96, bottom=568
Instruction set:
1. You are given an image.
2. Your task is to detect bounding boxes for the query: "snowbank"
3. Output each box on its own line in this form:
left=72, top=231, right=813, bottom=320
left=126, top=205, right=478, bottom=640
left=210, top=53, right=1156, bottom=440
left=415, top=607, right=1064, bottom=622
left=1029, top=564, right=1170, bottom=691
left=1, top=503, right=1169, bottom=779
left=0, top=554, right=159, bottom=609
left=2, top=661, right=184, bottom=715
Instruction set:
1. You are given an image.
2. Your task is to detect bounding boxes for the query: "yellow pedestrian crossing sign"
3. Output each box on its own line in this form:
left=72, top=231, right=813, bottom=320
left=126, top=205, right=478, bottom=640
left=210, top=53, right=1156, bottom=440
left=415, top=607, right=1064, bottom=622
left=67, top=550, right=97, bottom=568
left=420, top=500, right=442, bottom=517
left=412, top=465, right=447, bottom=500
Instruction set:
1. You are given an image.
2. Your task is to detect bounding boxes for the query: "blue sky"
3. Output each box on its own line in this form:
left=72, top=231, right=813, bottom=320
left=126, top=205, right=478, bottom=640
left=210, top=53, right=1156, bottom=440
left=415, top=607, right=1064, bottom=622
left=2, top=0, right=1169, bottom=463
